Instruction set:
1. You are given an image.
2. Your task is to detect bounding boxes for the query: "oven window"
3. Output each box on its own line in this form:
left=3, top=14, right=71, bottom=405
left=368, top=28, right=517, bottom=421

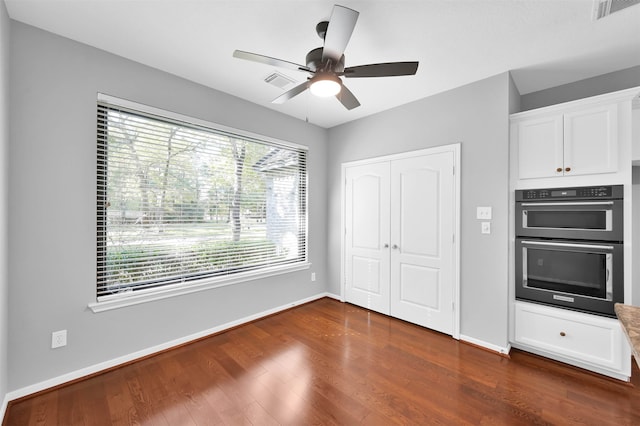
left=525, top=210, right=607, bottom=230
left=525, top=248, right=608, bottom=299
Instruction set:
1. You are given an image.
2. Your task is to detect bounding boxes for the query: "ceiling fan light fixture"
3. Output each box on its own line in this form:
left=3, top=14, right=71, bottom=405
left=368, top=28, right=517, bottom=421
left=309, top=73, right=342, bottom=97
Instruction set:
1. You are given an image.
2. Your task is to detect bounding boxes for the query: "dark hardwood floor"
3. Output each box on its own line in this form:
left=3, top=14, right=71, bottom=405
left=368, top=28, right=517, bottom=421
left=5, top=297, right=640, bottom=425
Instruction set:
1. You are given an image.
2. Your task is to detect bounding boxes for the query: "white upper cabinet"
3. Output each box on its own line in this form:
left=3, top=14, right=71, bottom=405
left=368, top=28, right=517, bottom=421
left=564, top=104, right=618, bottom=176
left=513, top=103, right=618, bottom=180
left=516, top=115, right=563, bottom=179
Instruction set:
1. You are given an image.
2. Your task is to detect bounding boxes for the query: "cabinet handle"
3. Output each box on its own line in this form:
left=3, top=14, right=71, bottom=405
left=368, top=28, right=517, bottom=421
left=556, top=167, right=563, bottom=173
left=565, top=167, right=571, bottom=172
left=559, top=331, right=566, bottom=337
left=392, top=244, right=399, bottom=250
left=384, top=243, right=389, bottom=248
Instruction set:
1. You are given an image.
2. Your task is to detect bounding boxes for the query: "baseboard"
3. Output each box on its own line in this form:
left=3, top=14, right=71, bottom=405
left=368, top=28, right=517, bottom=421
left=460, top=334, right=511, bottom=356
left=325, top=292, right=342, bottom=301
left=5, top=292, right=330, bottom=404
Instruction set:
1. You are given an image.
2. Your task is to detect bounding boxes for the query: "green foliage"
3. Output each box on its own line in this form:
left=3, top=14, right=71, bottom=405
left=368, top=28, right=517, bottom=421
left=103, top=240, right=284, bottom=291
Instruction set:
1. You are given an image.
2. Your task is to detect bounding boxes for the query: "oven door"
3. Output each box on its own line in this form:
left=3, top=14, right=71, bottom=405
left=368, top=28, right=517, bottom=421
left=515, top=238, right=623, bottom=317
left=515, top=200, right=623, bottom=241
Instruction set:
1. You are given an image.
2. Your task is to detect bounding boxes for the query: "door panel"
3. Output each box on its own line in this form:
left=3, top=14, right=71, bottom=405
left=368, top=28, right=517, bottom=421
left=351, top=256, right=381, bottom=294
left=390, top=152, right=455, bottom=334
left=399, top=167, right=440, bottom=257
left=344, top=162, right=390, bottom=314
left=399, top=264, right=440, bottom=310
left=352, top=175, right=381, bottom=249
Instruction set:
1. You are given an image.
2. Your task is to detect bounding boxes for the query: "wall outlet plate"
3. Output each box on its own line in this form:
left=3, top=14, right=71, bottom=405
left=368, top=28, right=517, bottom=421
left=477, top=206, right=492, bottom=220
left=52, top=330, right=67, bottom=349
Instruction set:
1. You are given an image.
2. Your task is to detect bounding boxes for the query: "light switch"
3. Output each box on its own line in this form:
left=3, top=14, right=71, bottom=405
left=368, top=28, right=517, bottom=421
left=481, top=222, right=491, bottom=234
left=477, top=206, right=492, bottom=220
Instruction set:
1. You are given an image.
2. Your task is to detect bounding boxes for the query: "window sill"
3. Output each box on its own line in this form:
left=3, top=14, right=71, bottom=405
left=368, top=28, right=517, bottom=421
left=88, top=262, right=311, bottom=313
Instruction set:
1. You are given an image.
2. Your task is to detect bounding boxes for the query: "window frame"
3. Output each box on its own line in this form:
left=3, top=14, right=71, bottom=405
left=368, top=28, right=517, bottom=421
left=90, top=94, right=310, bottom=313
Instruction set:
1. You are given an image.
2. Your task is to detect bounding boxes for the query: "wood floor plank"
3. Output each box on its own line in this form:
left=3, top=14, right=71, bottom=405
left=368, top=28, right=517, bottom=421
left=5, top=298, right=640, bottom=425
left=26, top=390, right=58, bottom=426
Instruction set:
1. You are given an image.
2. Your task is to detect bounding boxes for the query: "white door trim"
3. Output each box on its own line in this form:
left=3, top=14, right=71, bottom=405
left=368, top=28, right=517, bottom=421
left=340, top=143, right=461, bottom=339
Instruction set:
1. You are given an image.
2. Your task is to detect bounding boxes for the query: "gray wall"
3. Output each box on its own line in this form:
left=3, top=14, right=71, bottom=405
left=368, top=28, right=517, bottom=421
left=520, top=65, right=640, bottom=111
left=0, top=0, right=10, bottom=410
left=509, top=73, right=521, bottom=114
left=8, top=22, right=328, bottom=391
left=327, top=73, right=512, bottom=349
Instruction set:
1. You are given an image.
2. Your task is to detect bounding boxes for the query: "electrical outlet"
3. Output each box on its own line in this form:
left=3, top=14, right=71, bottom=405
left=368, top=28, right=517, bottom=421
left=311, top=272, right=316, bottom=282
left=52, top=330, right=67, bottom=349
left=476, top=206, right=492, bottom=220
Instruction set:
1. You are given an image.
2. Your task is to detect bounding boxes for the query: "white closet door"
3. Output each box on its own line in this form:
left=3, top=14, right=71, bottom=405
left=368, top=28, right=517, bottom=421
left=344, top=162, right=391, bottom=315
left=389, top=152, right=455, bottom=335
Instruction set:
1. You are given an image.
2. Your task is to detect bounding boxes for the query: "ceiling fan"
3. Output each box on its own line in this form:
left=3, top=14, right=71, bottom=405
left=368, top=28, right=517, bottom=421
left=233, top=4, right=419, bottom=110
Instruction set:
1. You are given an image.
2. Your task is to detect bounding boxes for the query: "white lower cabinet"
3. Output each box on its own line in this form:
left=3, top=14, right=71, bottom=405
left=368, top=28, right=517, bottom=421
left=513, top=301, right=631, bottom=380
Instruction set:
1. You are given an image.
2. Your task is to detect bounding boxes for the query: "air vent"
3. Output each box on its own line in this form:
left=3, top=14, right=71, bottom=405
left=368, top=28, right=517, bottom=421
left=593, top=0, right=640, bottom=20
left=264, top=72, right=297, bottom=90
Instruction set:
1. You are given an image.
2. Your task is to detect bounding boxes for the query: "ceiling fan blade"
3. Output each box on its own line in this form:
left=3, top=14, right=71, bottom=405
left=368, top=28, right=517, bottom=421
left=322, top=5, right=359, bottom=63
left=272, top=81, right=310, bottom=104
left=233, top=50, right=311, bottom=73
left=343, top=62, right=419, bottom=78
left=335, top=84, right=360, bottom=110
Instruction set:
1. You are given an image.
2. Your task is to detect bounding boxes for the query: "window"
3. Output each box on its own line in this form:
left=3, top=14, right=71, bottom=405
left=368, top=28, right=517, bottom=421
left=96, top=95, right=307, bottom=307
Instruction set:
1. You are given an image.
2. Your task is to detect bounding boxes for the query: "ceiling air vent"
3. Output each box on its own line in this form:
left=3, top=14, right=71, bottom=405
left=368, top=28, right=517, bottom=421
left=264, top=72, right=297, bottom=90
left=593, top=0, right=640, bottom=20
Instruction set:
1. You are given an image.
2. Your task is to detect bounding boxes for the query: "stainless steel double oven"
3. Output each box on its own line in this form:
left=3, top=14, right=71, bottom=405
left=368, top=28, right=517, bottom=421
left=515, top=185, right=623, bottom=317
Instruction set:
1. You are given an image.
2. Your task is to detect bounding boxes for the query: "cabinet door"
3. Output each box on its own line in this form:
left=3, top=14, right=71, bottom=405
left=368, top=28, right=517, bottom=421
left=516, top=115, right=564, bottom=179
left=344, top=162, right=391, bottom=315
left=563, top=104, right=618, bottom=176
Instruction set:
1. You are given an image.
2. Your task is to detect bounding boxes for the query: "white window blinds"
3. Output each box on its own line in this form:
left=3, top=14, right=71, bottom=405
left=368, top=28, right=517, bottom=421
left=97, top=98, right=307, bottom=301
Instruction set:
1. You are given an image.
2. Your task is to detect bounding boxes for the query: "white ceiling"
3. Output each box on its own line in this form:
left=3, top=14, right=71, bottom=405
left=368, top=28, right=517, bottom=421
left=5, top=0, right=640, bottom=128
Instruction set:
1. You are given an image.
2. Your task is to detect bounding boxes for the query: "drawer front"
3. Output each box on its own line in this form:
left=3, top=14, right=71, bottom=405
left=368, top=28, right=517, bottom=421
left=515, top=303, right=623, bottom=371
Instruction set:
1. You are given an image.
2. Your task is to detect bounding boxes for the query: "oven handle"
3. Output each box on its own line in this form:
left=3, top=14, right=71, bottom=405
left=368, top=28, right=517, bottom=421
left=519, top=201, right=615, bottom=207
left=606, top=257, right=612, bottom=300
left=520, top=240, right=614, bottom=250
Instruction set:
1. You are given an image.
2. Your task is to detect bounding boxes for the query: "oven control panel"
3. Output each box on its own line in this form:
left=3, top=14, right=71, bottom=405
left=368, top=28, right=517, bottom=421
left=516, top=185, right=623, bottom=201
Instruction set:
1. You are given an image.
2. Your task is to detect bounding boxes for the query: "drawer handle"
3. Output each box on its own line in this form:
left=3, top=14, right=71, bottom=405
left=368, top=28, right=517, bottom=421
left=559, top=331, right=566, bottom=337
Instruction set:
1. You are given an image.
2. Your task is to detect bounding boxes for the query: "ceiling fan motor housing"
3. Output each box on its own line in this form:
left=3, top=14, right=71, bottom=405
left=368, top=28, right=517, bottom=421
left=306, top=47, right=345, bottom=73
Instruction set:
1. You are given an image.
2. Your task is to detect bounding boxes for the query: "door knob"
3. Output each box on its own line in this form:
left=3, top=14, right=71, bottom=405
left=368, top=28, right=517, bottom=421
left=392, top=244, right=399, bottom=250
left=384, top=243, right=389, bottom=248
left=556, top=167, right=563, bottom=173
left=565, top=167, right=571, bottom=172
